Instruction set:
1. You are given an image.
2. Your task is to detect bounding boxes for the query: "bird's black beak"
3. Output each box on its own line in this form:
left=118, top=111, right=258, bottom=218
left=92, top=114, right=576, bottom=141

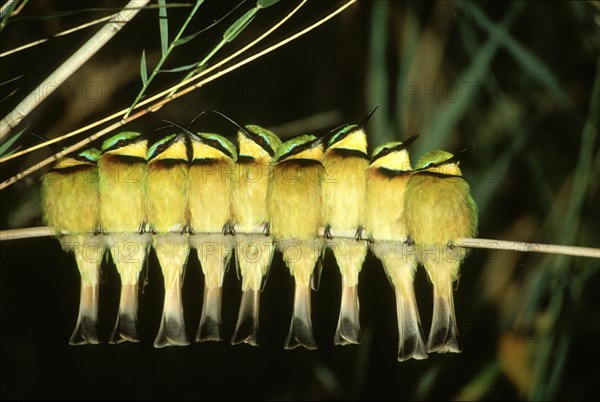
left=310, top=133, right=327, bottom=148
left=443, top=145, right=475, bottom=165
left=399, top=134, right=420, bottom=150
left=163, top=119, right=203, bottom=143
left=359, top=105, right=380, bottom=130
left=211, top=110, right=253, bottom=140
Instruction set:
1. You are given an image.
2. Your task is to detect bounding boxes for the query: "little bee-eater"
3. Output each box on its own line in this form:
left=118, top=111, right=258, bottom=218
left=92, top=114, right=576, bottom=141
left=365, top=136, right=429, bottom=361
left=267, top=134, right=325, bottom=350
left=404, top=149, right=478, bottom=353
left=321, top=113, right=375, bottom=346
left=228, top=122, right=282, bottom=346
left=146, top=132, right=190, bottom=348
left=98, top=131, right=151, bottom=344
left=187, top=129, right=237, bottom=342
left=41, top=147, right=105, bottom=345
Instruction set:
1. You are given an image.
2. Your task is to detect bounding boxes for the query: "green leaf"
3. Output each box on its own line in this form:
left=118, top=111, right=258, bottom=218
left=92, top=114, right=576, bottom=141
left=257, top=0, right=280, bottom=8
left=173, top=0, right=247, bottom=46
left=173, top=29, right=203, bottom=46
left=158, top=0, right=169, bottom=57
left=158, top=63, right=198, bottom=73
left=140, top=49, right=149, bottom=86
left=223, top=8, right=257, bottom=43
left=0, top=126, right=26, bottom=157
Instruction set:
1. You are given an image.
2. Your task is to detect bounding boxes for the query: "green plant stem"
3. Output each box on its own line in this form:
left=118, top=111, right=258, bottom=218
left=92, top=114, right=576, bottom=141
left=124, top=0, right=205, bottom=119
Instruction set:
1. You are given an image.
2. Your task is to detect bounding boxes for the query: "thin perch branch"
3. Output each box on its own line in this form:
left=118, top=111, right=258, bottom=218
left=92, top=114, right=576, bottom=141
left=0, top=0, right=150, bottom=139
left=1, top=226, right=598, bottom=259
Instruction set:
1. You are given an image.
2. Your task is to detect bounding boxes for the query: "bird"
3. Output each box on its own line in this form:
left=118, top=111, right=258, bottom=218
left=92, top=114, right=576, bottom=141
left=267, top=133, right=326, bottom=350
left=186, top=127, right=237, bottom=342
left=404, top=148, right=478, bottom=354
left=213, top=114, right=282, bottom=346
left=98, top=131, right=151, bottom=344
left=365, top=135, right=429, bottom=361
left=41, top=147, right=105, bottom=345
left=145, top=131, right=191, bottom=348
left=321, top=108, right=379, bottom=346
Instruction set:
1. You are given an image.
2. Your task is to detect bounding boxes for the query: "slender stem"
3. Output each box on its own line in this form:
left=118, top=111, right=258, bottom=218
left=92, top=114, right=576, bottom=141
left=452, top=237, right=600, bottom=259
left=0, top=14, right=116, bottom=58
left=123, top=0, right=205, bottom=119
left=0, top=0, right=150, bottom=139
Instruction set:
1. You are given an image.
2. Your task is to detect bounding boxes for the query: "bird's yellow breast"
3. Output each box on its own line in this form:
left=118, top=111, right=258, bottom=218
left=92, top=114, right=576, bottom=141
left=365, top=168, right=411, bottom=242
left=146, top=162, right=189, bottom=232
left=188, top=159, right=235, bottom=232
left=268, top=160, right=324, bottom=240
left=98, top=157, right=147, bottom=232
left=231, top=160, right=271, bottom=231
left=41, top=166, right=100, bottom=234
left=321, top=153, right=368, bottom=230
left=404, top=172, right=477, bottom=249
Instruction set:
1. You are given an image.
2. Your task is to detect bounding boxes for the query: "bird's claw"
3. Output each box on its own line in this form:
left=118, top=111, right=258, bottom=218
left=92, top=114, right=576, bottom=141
left=222, top=222, right=236, bottom=236
left=263, top=222, right=271, bottom=237
left=324, top=225, right=333, bottom=239
left=354, top=226, right=365, bottom=241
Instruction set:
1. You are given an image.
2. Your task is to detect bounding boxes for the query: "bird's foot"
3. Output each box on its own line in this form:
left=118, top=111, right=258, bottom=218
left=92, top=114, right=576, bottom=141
left=324, top=224, right=333, bottom=239
left=222, top=222, right=236, bottom=236
left=354, top=226, right=365, bottom=241
left=263, top=222, right=271, bottom=237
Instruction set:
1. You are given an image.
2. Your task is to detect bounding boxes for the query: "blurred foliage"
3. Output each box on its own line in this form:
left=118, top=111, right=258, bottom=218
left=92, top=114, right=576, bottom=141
left=1, top=0, right=599, bottom=400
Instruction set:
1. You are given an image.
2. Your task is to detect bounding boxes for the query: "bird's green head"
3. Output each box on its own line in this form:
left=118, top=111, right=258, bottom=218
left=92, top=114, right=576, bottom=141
left=415, top=150, right=463, bottom=176
left=190, top=132, right=237, bottom=162
left=75, top=147, right=101, bottom=163
left=273, top=134, right=325, bottom=163
left=53, top=147, right=101, bottom=170
left=101, top=131, right=147, bottom=159
left=147, top=133, right=188, bottom=163
left=325, top=124, right=367, bottom=153
left=238, top=125, right=282, bottom=160
left=369, top=134, right=419, bottom=171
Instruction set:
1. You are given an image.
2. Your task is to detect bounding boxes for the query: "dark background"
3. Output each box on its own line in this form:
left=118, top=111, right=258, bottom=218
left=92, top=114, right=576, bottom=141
left=1, top=1, right=599, bottom=400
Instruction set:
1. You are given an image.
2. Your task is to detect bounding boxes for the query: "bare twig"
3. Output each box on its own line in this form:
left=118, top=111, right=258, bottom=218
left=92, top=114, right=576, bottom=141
left=0, top=226, right=54, bottom=241
left=452, top=237, right=600, bottom=259
left=0, top=0, right=150, bottom=139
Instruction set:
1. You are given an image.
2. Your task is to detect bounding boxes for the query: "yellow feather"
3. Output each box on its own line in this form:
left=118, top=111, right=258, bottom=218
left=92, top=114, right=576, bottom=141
left=98, top=157, right=147, bottom=232
left=151, top=140, right=188, bottom=162
left=146, top=162, right=188, bottom=232
left=369, top=149, right=411, bottom=171
left=192, top=141, right=230, bottom=161
left=327, top=129, right=367, bottom=153
left=188, top=159, right=235, bottom=232
left=106, top=141, right=147, bottom=159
